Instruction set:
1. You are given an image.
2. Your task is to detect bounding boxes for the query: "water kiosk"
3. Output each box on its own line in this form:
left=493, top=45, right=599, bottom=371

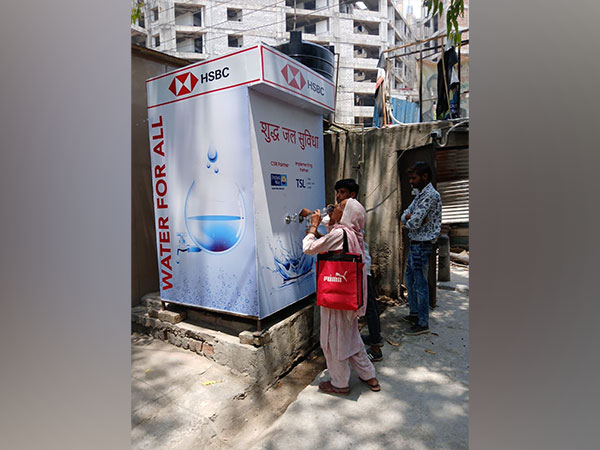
left=146, top=42, right=335, bottom=323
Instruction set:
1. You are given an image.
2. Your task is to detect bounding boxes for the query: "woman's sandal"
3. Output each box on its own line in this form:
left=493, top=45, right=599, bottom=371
left=318, top=381, right=350, bottom=395
left=359, top=378, right=381, bottom=392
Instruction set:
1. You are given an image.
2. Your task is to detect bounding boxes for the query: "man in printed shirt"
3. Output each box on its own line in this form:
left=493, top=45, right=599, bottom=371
left=400, top=161, right=442, bottom=335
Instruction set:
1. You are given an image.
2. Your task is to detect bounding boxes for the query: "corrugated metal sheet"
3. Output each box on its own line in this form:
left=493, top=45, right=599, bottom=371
left=436, top=148, right=469, bottom=182
left=436, top=147, right=469, bottom=224
left=438, top=180, right=469, bottom=223
left=390, top=98, right=420, bottom=123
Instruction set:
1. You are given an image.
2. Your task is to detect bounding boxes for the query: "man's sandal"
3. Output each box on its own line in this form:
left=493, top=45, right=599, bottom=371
left=318, top=381, right=350, bottom=395
left=359, top=378, right=381, bottom=392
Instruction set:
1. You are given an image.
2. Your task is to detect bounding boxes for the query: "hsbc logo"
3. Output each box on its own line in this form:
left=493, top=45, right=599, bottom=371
left=168, top=72, right=199, bottom=96
left=281, top=64, right=306, bottom=90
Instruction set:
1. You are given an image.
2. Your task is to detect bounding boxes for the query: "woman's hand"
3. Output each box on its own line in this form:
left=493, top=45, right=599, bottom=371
left=299, top=208, right=312, bottom=217
left=310, top=209, right=322, bottom=227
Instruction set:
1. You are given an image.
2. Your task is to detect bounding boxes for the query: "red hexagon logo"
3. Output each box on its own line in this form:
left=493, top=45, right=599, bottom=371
left=168, top=72, right=199, bottom=96
left=281, top=64, right=306, bottom=90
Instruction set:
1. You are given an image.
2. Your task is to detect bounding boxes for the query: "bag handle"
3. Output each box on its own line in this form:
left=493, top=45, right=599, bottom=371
left=342, top=230, right=349, bottom=253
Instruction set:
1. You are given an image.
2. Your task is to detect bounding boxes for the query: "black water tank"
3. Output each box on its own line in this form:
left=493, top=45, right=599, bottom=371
left=274, top=31, right=335, bottom=81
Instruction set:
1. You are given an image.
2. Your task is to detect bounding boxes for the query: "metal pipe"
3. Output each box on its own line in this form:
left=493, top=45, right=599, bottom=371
left=419, top=46, right=423, bottom=122
left=457, top=43, right=462, bottom=117
left=333, top=52, right=340, bottom=122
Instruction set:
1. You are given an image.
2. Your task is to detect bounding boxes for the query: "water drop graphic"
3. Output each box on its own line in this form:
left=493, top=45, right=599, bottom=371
left=184, top=178, right=246, bottom=254
left=214, top=167, right=219, bottom=174
left=207, top=162, right=211, bottom=169
left=207, top=145, right=218, bottom=163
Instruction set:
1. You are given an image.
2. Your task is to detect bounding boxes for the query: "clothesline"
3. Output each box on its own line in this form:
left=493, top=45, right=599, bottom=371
left=388, top=39, right=470, bottom=61
left=382, top=28, right=469, bottom=56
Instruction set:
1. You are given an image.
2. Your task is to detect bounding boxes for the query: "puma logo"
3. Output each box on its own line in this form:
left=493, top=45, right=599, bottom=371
left=323, top=271, right=348, bottom=283
left=335, top=271, right=348, bottom=282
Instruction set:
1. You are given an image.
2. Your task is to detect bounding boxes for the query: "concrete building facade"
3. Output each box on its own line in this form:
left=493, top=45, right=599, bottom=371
left=131, top=0, right=426, bottom=125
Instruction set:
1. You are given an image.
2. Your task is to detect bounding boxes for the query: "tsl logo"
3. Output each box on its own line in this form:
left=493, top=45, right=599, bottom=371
left=271, top=174, right=288, bottom=187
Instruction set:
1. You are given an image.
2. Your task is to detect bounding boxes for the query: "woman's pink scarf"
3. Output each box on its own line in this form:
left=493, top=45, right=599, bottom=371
left=331, top=198, right=366, bottom=258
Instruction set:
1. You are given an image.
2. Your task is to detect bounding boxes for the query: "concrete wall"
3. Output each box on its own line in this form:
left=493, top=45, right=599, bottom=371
left=175, top=12, right=194, bottom=26
left=177, top=38, right=195, bottom=53
left=131, top=45, right=190, bottom=306
left=323, top=121, right=456, bottom=298
left=132, top=295, right=320, bottom=387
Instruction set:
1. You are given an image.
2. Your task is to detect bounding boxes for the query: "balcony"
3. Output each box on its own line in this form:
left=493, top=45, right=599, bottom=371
left=286, top=0, right=331, bottom=14
left=131, top=24, right=148, bottom=39
left=353, top=81, right=377, bottom=93
left=352, top=44, right=380, bottom=66
left=285, top=13, right=330, bottom=36
left=174, top=33, right=206, bottom=58
left=174, top=3, right=203, bottom=33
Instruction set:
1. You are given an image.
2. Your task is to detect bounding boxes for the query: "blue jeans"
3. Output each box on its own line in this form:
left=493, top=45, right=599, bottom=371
left=405, top=241, right=433, bottom=327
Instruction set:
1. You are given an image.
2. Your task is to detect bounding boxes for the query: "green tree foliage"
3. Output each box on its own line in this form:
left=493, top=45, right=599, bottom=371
left=424, top=0, right=465, bottom=46
left=131, top=1, right=144, bottom=25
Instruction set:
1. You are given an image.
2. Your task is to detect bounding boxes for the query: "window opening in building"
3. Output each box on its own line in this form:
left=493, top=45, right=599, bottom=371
left=353, top=44, right=380, bottom=59
left=354, top=69, right=378, bottom=83
left=339, top=3, right=353, bottom=13
left=304, top=23, right=316, bottom=34
left=354, top=116, right=373, bottom=127
left=193, top=11, right=202, bottom=26
left=353, top=21, right=379, bottom=36
left=227, top=8, right=242, bottom=22
left=286, top=15, right=328, bottom=34
left=355, top=93, right=375, bottom=107
left=154, top=35, right=160, bottom=47
left=355, top=0, right=378, bottom=12
left=194, top=37, right=203, bottom=53
left=228, top=35, right=243, bottom=47
left=152, top=8, right=159, bottom=22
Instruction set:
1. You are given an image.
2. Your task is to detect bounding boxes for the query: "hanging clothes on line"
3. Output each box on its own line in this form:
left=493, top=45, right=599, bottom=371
left=436, top=47, right=460, bottom=120
left=373, top=53, right=388, bottom=127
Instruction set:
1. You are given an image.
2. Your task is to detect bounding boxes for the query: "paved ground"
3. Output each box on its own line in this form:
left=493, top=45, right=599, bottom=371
left=131, top=334, right=326, bottom=450
left=132, top=265, right=469, bottom=449
left=438, top=263, right=469, bottom=293
left=250, top=273, right=469, bottom=450
left=131, top=333, right=250, bottom=449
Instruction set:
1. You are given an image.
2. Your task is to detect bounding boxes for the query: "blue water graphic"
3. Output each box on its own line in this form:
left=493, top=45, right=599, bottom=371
left=272, top=242, right=314, bottom=286
left=187, top=215, right=243, bottom=253
left=188, top=215, right=241, bottom=221
left=184, top=146, right=246, bottom=254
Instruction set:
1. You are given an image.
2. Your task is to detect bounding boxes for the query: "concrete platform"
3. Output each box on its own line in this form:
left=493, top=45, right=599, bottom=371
left=132, top=294, right=320, bottom=387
